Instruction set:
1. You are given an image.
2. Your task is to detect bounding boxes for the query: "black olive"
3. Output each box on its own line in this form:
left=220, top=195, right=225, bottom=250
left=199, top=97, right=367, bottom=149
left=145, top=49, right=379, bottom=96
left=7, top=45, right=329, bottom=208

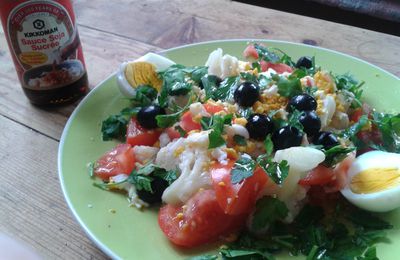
left=295, top=56, right=313, bottom=69
left=199, top=75, right=222, bottom=89
left=234, top=81, right=260, bottom=107
left=299, top=111, right=321, bottom=137
left=287, top=94, right=317, bottom=112
left=272, top=125, right=303, bottom=150
left=137, top=105, right=166, bottom=129
left=246, top=113, right=274, bottom=140
left=136, top=176, right=169, bottom=204
left=314, top=131, right=339, bottom=150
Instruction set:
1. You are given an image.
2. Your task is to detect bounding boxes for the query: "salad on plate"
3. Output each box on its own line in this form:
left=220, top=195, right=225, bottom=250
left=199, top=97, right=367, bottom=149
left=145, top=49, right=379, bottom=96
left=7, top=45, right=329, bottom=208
left=89, top=43, right=400, bottom=259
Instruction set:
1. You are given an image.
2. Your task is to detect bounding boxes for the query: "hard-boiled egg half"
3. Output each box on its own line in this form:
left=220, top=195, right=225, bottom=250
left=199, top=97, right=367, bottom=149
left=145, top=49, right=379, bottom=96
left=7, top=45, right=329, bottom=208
left=116, top=53, right=175, bottom=97
left=341, top=150, right=400, bottom=212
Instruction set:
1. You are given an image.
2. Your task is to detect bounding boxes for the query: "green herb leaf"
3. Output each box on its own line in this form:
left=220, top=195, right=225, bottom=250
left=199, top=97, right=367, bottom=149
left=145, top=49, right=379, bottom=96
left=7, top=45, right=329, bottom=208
left=184, top=66, right=208, bottom=84
left=287, top=109, right=304, bottom=132
left=275, top=75, right=302, bottom=98
left=252, top=196, right=289, bottom=230
left=264, top=135, right=274, bottom=156
left=208, top=130, right=226, bottom=149
left=233, top=135, right=247, bottom=146
left=257, top=153, right=289, bottom=185
left=334, top=73, right=364, bottom=109
left=153, top=168, right=178, bottom=185
left=231, top=157, right=256, bottom=184
left=240, top=72, right=258, bottom=83
left=254, top=43, right=280, bottom=63
left=130, top=85, right=158, bottom=107
left=372, top=112, right=400, bottom=153
left=201, top=114, right=232, bottom=149
left=210, top=76, right=240, bottom=101
left=174, top=125, right=187, bottom=137
left=323, top=145, right=355, bottom=167
left=128, top=172, right=153, bottom=192
left=156, top=92, right=195, bottom=128
left=101, top=114, right=128, bottom=141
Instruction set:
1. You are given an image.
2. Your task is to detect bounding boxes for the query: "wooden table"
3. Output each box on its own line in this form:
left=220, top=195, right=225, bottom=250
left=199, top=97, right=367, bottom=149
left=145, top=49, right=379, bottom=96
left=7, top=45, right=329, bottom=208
left=0, top=0, right=399, bottom=259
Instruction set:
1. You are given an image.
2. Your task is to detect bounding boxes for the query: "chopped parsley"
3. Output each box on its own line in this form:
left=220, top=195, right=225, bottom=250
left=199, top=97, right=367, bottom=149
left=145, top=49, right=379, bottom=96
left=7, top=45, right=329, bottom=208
left=231, top=157, right=256, bottom=184
left=200, top=114, right=233, bottom=149
left=101, top=114, right=128, bottom=141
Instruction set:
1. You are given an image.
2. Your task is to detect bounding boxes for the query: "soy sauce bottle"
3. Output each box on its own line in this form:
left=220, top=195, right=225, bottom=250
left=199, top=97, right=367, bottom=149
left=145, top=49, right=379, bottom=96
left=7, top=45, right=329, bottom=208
left=0, top=0, right=89, bottom=106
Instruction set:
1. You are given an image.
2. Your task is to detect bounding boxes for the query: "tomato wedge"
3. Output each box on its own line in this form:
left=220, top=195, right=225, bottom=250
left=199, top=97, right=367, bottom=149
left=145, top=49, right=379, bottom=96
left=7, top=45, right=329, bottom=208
left=93, top=144, right=136, bottom=181
left=243, top=44, right=259, bottom=60
left=210, top=161, right=269, bottom=215
left=298, top=165, right=335, bottom=186
left=158, top=189, right=246, bottom=247
left=260, top=60, right=293, bottom=74
left=179, top=111, right=201, bottom=132
left=126, top=118, right=161, bottom=146
left=203, top=103, right=225, bottom=115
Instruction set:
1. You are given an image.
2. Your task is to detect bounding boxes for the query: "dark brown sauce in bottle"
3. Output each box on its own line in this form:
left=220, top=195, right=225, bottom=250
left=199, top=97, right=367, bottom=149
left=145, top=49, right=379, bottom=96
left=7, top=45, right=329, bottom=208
left=0, top=0, right=88, bottom=106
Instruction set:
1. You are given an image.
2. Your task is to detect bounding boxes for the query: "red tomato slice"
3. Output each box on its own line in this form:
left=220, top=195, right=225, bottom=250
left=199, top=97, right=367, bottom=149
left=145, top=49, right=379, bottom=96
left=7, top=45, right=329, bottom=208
left=298, top=165, right=335, bottom=186
left=180, top=111, right=201, bottom=132
left=158, top=189, right=246, bottom=247
left=166, top=127, right=181, bottom=140
left=299, top=152, right=355, bottom=191
left=260, top=61, right=293, bottom=74
left=203, top=103, right=225, bottom=115
left=243, top=44, right=259, bottom=60
left=126, top=118, right=161, bottom=146
left=349, top=108, right=363, bottom=123
left=94, top=144, right=136, bottom=181
left=210, top=161, right=269, bottom=215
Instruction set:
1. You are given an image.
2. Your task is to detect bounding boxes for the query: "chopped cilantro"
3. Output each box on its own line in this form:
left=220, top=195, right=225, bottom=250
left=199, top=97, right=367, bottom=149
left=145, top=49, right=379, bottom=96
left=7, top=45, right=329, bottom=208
left=253, top=43, right=280, bottom=63
left=174, top=125, right=186, bottom=137
left=231, top=157, right=256, bottom=184
left=371, top=112, right=400, bottom=153
left=128, top=173, right=153, bottom=192
left=156, top=92, right=195, bottom=128
left=273, top=74, right=303, bottom=98
left=101, top=114, right=128, bottom=141
left=211, top=75, right=240, bottom=101
left=334, top=73, right=364, bottom=109
left=130, top=85, right=158, bottom=107
left=256, top=136, right=290, bottom=185
left=240, top=72, right=258, bottom=83
left=200, top=114, right=232, bottom=149
left=158, top=65, right=205, bottom=106
left=252, top=196, right=289, bottom=230
left=323, top=145, right=355, bottom=167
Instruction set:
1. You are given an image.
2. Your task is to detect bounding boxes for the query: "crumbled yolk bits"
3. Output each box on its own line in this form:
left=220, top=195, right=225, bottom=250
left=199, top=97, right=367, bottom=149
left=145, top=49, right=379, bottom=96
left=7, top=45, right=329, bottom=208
left=254, top=94, right=288, bottom=114
left=314, top=71, right=336, bottom=94
left=125, top=61, right=162, bottom=91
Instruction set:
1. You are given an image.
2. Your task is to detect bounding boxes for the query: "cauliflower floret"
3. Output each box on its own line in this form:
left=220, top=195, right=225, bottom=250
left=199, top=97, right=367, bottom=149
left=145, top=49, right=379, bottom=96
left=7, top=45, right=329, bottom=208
left=205, top=48, right=239, bottom=79
left=161, top=148, right=211, bottom=205
left=211, top=146, right=228, bottom=165
left=155, top=138, right=185, bottom=170
left=133, top=146, right=159, bottom=163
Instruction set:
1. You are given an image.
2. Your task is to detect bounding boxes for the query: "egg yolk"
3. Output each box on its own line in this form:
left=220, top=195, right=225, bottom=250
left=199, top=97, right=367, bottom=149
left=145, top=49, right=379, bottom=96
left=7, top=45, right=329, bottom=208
left=124, top=61, right=162, bottom=91
left=350, top=168, right=400, bottom=194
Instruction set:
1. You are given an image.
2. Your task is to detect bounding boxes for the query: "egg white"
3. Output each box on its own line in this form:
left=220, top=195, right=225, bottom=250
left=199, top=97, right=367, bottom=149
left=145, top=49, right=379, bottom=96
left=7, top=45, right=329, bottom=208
left=116, top=53, right=175, bottom=97
left=340, top=150, right=400, bottom=212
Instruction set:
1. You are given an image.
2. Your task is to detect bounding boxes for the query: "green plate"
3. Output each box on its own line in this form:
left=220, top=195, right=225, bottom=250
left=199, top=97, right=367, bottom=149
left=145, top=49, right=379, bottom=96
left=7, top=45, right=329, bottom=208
left=58, top=40, right=400, bottom=259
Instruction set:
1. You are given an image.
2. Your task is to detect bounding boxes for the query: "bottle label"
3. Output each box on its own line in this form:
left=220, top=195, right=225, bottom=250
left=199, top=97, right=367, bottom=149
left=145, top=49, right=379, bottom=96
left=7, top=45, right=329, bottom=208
left=7, top=0, right=86, bottom=91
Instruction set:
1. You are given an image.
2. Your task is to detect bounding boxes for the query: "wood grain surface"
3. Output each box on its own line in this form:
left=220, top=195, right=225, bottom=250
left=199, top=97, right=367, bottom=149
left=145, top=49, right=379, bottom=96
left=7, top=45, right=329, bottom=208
left=0, top=0, right=399, bottom=259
